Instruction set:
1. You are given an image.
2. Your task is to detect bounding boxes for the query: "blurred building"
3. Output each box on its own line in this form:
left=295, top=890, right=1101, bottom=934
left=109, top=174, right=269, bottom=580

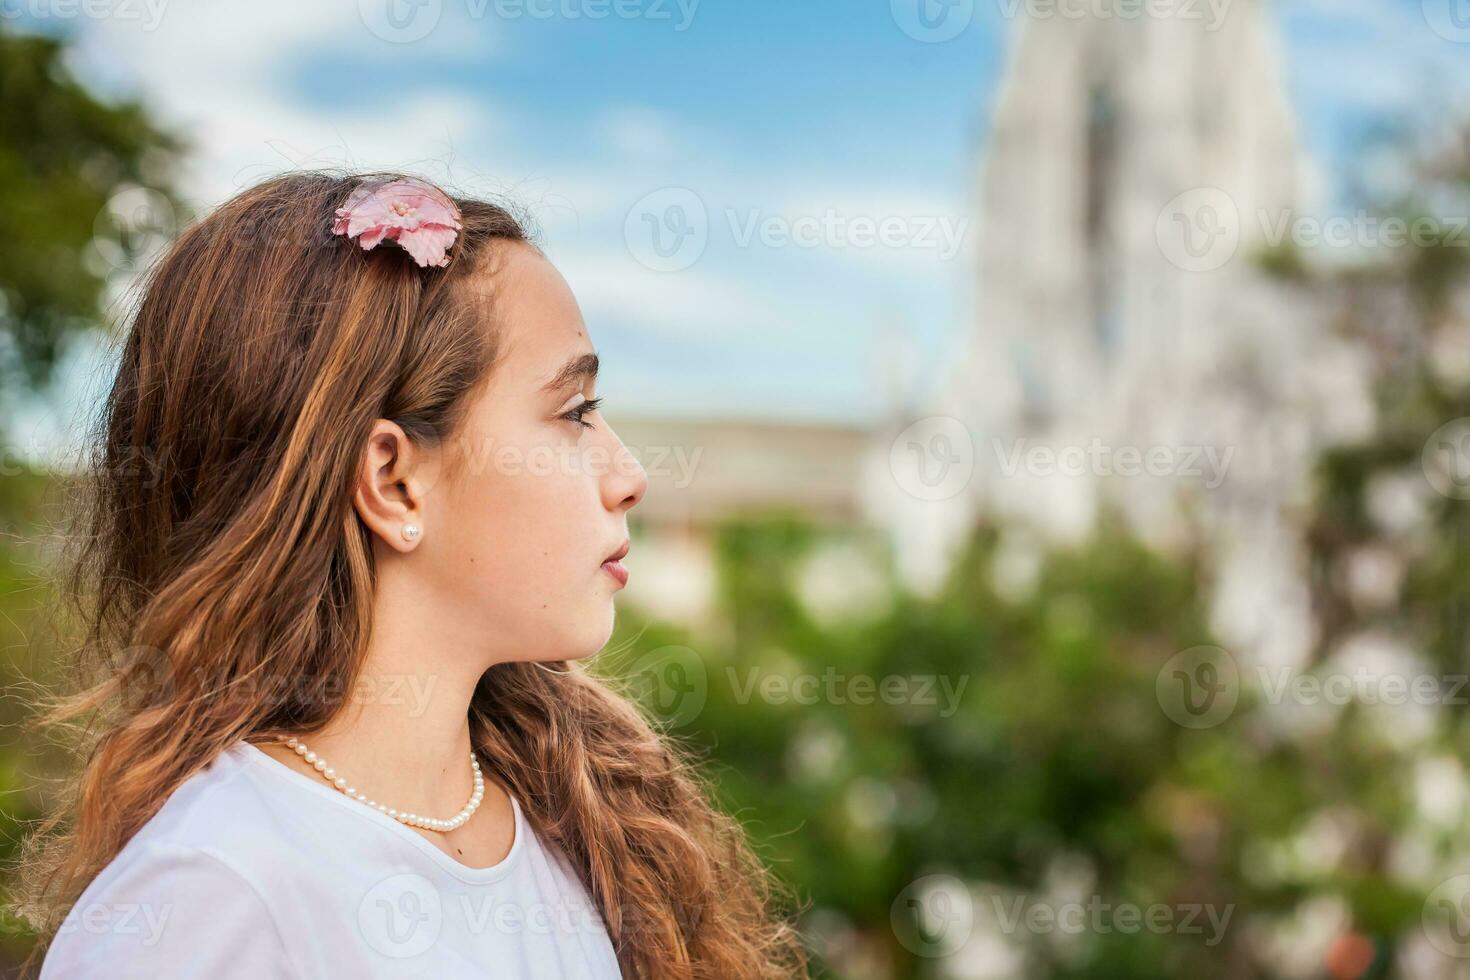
left=866, top=0, right=1376, bottom=672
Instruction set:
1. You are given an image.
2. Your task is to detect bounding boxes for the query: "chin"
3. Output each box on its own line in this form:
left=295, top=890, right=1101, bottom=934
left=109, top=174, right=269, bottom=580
left=558, top=604, right=617, bottom=663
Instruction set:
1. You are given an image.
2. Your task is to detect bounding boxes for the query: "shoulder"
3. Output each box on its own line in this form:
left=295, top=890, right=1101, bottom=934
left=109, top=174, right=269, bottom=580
left=40, top=744, right=312, bottom=978
left=114, top=741, right=342, bottom=873
left=40, top=840, right=298, bottom=979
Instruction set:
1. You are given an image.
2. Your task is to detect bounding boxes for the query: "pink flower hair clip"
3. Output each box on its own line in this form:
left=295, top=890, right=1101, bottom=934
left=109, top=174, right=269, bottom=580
left=331, top=177, right=463, bottom=268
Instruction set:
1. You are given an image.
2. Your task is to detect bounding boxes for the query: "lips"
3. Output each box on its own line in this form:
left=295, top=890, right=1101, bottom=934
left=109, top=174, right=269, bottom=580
left=602, top=539, right=630, bottom=588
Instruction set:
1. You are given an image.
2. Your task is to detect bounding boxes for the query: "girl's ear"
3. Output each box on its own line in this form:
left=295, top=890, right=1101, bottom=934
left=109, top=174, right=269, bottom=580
left=351, top=419, right=439, bottom=552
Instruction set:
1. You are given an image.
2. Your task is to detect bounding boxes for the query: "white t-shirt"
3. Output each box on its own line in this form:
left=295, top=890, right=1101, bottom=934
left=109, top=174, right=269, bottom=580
left=40, top=739, right=624, bottom=978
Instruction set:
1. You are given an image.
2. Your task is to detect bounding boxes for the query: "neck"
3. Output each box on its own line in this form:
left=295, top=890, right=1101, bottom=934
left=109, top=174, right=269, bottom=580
left=280, top=575, right=496, bottom=816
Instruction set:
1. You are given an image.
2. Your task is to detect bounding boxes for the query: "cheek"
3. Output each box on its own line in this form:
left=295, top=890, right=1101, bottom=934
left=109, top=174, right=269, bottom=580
left=441, top=466, right=614, bottom=659
left=440, top=457, right=594, bottom=600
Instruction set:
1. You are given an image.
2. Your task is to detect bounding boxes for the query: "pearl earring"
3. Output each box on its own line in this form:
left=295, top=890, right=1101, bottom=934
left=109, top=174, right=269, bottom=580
left=401, top=524, right=421, bottom=542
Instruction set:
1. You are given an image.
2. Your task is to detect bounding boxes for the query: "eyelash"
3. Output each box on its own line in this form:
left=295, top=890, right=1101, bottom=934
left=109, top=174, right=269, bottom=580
left=562, top=397, right=603, bottom=430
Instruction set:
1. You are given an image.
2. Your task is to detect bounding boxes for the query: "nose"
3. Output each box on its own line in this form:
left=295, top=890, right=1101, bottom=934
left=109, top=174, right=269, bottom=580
left=601, top=424, right=647, bottom=514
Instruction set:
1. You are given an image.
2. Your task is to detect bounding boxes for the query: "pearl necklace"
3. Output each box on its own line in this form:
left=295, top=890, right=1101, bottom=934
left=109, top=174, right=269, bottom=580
left=283, top=736, right=484, bottom=834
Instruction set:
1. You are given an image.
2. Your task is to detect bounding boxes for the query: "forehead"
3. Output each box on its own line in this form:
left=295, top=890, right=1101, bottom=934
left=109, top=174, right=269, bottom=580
left=483, top=242, right=594, bottom=390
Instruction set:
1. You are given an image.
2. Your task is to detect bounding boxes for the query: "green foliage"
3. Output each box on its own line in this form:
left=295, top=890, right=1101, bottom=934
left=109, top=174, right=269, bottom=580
left=606, top=514, right=1306, bottom=978
left=0, top=464, right=65, bottom=962
left=0, top=26, right=183, bottom=403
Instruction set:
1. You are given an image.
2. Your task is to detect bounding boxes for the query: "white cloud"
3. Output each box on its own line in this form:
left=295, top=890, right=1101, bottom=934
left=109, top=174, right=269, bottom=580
left=597, top=104, right=684, bottom=160
left=1281, top=0, right=1470, bottom=119
left=551, top=246, right=781, bottom=338
left=64, top=2, right=505, bottom=205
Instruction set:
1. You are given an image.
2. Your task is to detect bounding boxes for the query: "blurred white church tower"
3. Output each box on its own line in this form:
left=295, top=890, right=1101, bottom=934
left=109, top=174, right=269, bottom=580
left=864, top=0, right=1375, bottom=671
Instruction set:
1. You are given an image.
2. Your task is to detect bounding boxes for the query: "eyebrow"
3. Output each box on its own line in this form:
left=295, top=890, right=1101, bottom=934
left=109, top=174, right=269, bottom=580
left=540, top=352, right=599, bottom=394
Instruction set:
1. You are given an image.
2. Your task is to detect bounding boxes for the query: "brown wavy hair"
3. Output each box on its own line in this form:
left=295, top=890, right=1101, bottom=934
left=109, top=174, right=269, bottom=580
left=13, top=170, right=808, bottom=978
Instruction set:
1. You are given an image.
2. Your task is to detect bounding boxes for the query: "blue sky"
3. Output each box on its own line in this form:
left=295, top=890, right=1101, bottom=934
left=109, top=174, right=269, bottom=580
left=10, top=0, right=1470, bottom=461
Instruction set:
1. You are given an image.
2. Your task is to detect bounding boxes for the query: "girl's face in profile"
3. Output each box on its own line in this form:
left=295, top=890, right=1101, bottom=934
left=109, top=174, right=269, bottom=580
left=374, top=241, right=647, bottom=666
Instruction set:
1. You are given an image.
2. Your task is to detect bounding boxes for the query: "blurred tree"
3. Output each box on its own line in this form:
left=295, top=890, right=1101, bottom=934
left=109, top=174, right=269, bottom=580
left=606, top=516, right=1257, bottom=979
left=0, top=25, right=183, bottom=426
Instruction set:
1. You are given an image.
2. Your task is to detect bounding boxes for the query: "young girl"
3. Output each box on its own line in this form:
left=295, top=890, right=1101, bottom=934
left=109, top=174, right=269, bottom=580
left=18, top=172, right=807, bottom=978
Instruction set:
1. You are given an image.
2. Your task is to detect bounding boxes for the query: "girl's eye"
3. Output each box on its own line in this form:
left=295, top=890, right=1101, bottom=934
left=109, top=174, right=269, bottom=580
left=561, top=396, right=602, bottom=430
